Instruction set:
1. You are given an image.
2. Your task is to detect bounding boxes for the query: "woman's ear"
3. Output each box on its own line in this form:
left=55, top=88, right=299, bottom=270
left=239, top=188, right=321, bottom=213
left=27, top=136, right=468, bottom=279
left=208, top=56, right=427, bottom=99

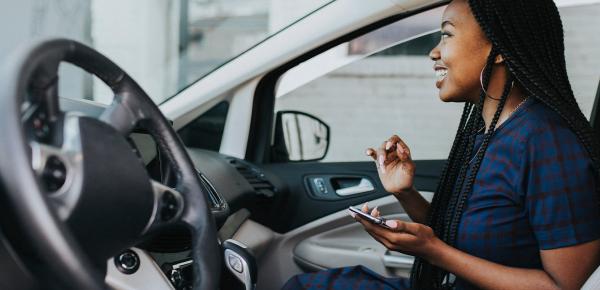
left=494, top=54, right=505, bottom=64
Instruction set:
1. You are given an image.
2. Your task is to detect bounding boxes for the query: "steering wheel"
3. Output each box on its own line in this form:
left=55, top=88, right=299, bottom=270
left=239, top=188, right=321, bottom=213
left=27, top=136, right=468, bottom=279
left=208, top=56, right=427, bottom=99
left=0, top=39, right=220, bottom=289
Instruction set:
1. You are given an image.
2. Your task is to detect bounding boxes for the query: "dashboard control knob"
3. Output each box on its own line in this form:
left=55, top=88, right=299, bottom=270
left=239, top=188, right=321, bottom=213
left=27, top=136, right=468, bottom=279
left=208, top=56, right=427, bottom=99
left=114, top=250, right=140, bottom=274
left=42, top=155, right=67, bottom=192
left=160, top=191, right=178, bottom=221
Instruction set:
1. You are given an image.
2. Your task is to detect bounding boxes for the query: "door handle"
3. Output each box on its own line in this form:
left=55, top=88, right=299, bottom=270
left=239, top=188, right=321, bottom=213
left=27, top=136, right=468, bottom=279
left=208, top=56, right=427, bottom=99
left=382, top=251, right=414, bottom=269
left=335, top=178, right=374, bottom=196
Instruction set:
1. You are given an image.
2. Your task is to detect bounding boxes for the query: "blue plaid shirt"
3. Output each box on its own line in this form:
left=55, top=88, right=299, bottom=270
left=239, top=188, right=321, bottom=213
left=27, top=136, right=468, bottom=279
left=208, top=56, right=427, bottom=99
left=454, top=97, right=600, bottom=289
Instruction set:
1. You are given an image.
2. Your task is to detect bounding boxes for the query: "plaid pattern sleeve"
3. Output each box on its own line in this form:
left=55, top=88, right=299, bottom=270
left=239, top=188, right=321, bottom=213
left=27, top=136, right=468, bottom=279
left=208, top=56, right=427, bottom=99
left=520, top=120, right=600, bottom=250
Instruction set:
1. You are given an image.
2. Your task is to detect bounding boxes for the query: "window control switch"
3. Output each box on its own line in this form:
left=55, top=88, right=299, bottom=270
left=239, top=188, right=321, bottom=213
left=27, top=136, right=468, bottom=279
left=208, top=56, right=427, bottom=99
left=312, top=178, right=328, bottom=194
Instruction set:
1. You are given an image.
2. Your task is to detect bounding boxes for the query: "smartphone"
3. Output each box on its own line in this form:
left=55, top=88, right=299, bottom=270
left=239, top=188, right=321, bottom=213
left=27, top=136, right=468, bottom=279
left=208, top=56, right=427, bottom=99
left=349, top=206, right=392, bottom=229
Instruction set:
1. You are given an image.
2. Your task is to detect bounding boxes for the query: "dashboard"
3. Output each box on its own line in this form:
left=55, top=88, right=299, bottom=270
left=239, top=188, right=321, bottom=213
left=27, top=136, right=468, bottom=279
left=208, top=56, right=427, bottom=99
left=60, top=98, right=281, bottom=223
left=59, top=98, right=283, bottom=289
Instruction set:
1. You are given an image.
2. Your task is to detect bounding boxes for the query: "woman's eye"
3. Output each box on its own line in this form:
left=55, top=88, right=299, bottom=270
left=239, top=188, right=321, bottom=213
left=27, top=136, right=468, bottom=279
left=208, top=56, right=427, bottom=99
left=441, top=32, right=451, bottom=39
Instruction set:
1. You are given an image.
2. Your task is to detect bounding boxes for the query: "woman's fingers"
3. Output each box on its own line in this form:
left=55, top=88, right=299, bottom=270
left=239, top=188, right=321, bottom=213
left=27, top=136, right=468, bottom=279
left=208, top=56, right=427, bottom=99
left=366, top=135, right=412, bottom=173
left=364, top=226, right=395, bottom=249
left=378, top=141, right=400, bottom=172
left=397, top=143, right=408, bottom=162
left=361, top=202, right=369, bottom=213
left=390, top=136, right=409, bottom=162
left=395, top=137, right=412, bottom=161
left=366, top=148, right=386, bottom=172
left=355, top=203, right=381, bottom=218
left=386, top=135, right=401, bottom=150
left=365, top=148, right=377, bottom=161
left=384, top=220, right=423, bottom=236
left=355, top=213, right=426, bottom=254
left=377, top=141, right=389, bottom=171
left=383, top=135, right=411, bottom=164
left=366, top=146, right=387, bottom=169
left=371, top=207, right=380, bottom=218
left=357, top=217, right=403, bottom=250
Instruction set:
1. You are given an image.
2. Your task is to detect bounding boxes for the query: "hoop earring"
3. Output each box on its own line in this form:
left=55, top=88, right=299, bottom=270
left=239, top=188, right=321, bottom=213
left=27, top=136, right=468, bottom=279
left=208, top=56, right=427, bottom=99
left=479, top=62, right=514, bottom=101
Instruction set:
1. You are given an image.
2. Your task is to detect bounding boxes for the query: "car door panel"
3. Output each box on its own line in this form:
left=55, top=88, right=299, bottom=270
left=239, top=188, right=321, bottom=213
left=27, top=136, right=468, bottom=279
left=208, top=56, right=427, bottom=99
left=293, top=208, right=415, bottom=278
left=261, top=160, right=443, bottom=233
left=255, top=193, right=434, bottom=290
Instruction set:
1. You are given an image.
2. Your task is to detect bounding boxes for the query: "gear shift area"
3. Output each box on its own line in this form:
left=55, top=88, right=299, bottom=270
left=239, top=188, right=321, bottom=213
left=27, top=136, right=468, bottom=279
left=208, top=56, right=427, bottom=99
left=223, top=239, right=257, bottom=290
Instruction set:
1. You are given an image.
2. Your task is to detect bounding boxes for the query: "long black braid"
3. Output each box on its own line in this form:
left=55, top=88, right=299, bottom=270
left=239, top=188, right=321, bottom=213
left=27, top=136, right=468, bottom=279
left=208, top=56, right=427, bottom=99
left=410, top=47, right=507, bottom=289
left=424, top=50, right=500, bottom=247
left=410, top=1, right=600, bottom=289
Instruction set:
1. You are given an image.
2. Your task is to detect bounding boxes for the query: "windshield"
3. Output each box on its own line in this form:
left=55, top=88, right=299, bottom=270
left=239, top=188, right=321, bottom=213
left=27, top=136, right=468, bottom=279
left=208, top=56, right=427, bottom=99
left=0, top=0, right=333, bottom=105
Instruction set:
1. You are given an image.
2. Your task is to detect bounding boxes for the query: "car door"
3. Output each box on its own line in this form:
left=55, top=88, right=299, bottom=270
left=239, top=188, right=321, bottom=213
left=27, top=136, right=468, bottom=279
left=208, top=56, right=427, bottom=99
left=239, top=1, right=600, bottom=289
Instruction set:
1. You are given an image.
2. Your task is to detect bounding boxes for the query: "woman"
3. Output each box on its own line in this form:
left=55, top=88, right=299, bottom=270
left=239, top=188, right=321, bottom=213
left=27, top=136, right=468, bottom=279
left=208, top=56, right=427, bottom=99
left=282, top=0, right=600, bottom=289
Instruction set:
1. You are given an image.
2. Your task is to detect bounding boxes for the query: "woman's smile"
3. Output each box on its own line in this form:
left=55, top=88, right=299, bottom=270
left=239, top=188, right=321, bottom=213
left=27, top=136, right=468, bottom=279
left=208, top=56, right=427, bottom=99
left=434, top=64, right=448, bottom=88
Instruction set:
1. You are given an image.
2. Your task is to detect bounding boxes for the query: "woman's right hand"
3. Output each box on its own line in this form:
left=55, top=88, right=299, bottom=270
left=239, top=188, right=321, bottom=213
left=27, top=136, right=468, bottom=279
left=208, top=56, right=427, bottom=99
left=366, top=135, right=416, bottom=195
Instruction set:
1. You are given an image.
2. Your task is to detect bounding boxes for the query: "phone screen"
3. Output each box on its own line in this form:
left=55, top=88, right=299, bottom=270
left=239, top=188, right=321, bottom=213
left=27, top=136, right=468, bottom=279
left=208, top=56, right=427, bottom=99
left=349, top=206, right=391, bottom=229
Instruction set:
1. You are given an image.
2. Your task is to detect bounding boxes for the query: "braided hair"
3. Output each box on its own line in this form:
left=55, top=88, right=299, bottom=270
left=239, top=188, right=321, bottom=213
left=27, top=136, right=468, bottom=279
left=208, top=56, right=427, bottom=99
left=410, top=1, right=600, bottom=289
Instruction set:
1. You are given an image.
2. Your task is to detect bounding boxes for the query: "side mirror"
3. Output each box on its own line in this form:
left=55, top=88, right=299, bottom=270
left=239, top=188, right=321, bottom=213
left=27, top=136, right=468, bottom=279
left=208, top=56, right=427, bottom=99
left=271, top=111, right=330, bottom=162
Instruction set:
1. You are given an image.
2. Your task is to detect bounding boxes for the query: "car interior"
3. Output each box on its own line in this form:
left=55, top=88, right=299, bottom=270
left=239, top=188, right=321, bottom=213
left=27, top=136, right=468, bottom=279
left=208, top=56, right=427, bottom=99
left=1, top=1, right=599, bottom=290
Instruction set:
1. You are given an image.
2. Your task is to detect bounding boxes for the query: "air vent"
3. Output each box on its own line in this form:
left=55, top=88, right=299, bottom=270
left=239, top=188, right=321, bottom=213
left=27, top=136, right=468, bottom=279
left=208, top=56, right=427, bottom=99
left=197, top=172, right=226, bottom=211
left=226, top=158, right=276, bottom=198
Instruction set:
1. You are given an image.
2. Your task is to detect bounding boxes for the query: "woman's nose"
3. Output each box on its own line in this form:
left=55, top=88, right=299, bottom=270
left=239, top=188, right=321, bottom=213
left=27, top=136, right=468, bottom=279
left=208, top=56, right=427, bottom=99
left=429, top=43, right=440, bottom=61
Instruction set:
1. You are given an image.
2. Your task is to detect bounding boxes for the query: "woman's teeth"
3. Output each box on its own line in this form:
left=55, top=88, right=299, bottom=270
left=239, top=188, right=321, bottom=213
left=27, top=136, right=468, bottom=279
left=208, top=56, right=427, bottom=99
left=435, top=69, right=448, bottom=81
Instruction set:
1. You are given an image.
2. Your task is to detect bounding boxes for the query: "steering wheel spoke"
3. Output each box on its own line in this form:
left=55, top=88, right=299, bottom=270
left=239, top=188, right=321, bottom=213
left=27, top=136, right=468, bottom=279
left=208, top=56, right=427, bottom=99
left=29, top=115, right=85, bottom=221
left=100, top=94, right=142, bottom=135
left=142, top=181, right=186, bottom=235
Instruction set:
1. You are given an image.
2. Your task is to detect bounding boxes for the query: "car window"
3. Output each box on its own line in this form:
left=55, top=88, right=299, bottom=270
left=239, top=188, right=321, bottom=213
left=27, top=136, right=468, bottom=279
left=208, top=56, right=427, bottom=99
left=0, top=0, right=333, bottom=105
left=274, top=6, right=454, bottom=162
left=273, top=3, right=600, bottom=163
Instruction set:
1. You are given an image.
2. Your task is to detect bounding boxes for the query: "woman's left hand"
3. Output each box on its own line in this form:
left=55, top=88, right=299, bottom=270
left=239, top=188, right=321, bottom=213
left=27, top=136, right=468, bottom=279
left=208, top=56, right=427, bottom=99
left=351, top=203, right=444, bottom=262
